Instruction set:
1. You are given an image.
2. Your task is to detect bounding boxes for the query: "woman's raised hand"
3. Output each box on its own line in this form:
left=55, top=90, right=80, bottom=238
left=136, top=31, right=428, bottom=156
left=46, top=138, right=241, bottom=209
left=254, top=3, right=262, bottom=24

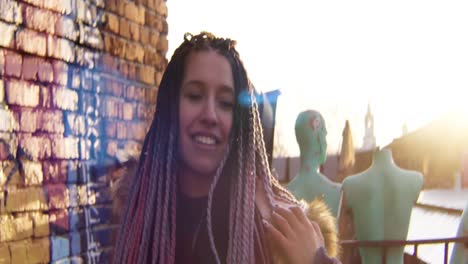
left=264, top=205, right=325, bottom=264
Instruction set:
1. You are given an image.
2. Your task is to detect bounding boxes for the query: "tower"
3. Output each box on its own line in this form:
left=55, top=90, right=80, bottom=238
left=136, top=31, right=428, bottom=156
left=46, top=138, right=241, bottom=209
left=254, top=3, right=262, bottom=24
left=362, top=104, right=376, bottom=150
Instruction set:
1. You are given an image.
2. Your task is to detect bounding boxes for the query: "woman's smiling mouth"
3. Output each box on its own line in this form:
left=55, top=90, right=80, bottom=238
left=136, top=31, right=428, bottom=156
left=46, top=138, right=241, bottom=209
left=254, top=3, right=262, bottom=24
left=192, top=134, right=218, bottom=145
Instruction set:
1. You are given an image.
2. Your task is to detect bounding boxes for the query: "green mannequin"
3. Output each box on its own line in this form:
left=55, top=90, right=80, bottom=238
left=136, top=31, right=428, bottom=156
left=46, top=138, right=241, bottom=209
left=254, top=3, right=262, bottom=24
left=450, top=202, right=468, bottom=264
left=341, top=148, right=423, bottom=264
left=287, top=110, right=341, bottom=217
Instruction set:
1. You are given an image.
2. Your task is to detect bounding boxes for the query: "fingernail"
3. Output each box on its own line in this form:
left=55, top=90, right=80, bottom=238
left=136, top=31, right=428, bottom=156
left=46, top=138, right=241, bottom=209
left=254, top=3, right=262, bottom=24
left=262, top=219, right=269, bottom=227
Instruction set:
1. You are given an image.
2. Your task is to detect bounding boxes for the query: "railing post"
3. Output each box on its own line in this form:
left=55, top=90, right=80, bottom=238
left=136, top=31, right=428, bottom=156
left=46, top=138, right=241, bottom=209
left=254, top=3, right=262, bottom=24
left=382, top=246, right=387, bottom=264
left=444, top=242, right=449, bottom=264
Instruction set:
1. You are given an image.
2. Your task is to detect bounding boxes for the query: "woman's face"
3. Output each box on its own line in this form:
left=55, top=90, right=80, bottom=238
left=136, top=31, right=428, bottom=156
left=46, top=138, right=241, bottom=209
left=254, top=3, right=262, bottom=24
left=178, top=50, right=235, bottom=180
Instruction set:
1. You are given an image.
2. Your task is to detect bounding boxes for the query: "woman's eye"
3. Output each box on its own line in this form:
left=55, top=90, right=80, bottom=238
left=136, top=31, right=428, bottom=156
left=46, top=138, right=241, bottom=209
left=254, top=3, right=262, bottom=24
left=186, top=93, right=202, bottom=102
left=219, top=100, right=234, bottom=110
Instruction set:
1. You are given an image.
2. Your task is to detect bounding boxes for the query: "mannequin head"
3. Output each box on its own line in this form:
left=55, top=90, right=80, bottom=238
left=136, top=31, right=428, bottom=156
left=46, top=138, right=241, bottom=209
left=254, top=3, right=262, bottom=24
left=295, top=110, right=327, bottom=165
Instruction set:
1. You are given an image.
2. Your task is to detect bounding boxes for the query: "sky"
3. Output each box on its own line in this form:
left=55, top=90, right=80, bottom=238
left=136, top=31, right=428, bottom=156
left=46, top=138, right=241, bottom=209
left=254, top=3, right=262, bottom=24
left=166, top=0, right=468, bottom=156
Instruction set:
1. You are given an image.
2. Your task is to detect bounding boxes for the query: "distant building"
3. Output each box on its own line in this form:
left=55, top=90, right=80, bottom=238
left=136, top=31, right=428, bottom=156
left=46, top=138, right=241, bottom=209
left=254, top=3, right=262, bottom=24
left=386, top=113, right=468, bottom=189
left=362, top=104, right=376, bottom=151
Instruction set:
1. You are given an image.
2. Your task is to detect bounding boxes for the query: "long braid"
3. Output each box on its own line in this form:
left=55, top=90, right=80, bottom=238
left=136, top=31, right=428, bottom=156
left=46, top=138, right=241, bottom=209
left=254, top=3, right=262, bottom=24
left=137, top=121, right=164, bottom=263
left=150, top=133, right=167, bottom=263
left=206, top=144, right=230, bottom=264
left=114, top=120, right=157, bottom=263
left=252, top=96, right=299, bottom=206
left=228, top=117, right=243, bottom=263
left=161, top=123, right=176, bottom=263
left=244, top=100, right=257, bottom=263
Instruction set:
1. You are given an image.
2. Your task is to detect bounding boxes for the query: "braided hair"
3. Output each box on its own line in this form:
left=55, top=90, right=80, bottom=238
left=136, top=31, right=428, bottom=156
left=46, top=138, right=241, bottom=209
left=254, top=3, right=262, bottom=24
left=113, top=32, right=299, bottom=264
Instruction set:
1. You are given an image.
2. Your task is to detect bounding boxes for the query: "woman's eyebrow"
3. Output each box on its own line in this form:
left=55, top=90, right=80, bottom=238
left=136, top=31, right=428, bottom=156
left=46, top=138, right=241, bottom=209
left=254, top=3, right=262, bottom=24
left=219, top=85, right=234, bottom=95
left=183, top=80, right=204, bottom=87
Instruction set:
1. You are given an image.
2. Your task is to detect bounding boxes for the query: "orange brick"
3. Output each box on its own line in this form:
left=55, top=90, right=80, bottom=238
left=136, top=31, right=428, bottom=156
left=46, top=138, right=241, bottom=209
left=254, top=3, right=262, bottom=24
left=44, top=0, right=72, bottom=15
left=23, top=4, right=57, bottom=34
left=0, top=0, right=23, bottom=25
left=51, top=137, right=79, bottom=159
left=39, top=110, right=64, bottom=134
left=47, top=36, right=75, bottom=62
left=145, top=11, right=158, bottom=29
left=15, top=29, right=47, bottom=56
left=103, top=33, right=125, bottom=56
left=64, top=112, right=86, bottom=136
left=116, top=122, right=127, bottom=139
left=38, top=60, right=53, bottom=83
left=52, top=60, right=69, bottom=86
left=124, top=42, right=144, bottom=63
left=0, top=106, right=18, bottom=132
left=149, top=30, right=159, bottom=48
left=0, top=243, right=10, bottom=264
left=5, top=187, right=48, bottom=212
left=122, top=103, right=135, bottom=120
left=119, top=18, right=130, bottom=39
left=6, top=80, right=40, bottom=107
left=0, top=214, right=33, bottom=242
left=52, top=86, right=78, bottom=111
left=78, top=184, right=88, bottom=205
left=46, top=184, right=69, bottom=209
left=102, top=96, right=121, bottom=118
left=157, top=1, right=167, bottom=17
left=140, top=26, right=150, bottom=45
left=1, top=160, right=21, bottom=186
left=132, top=121, right=148, bottom=141
left=9, top=240, right=28, bottom=263
left=19, top=109, right=38, bottom=133
left=106, top=12, right=119, bottom=34
left=124, top=2, right=145, bottom=25
left=18, top=134, right=52, bottom=160
left=137, top=65, right=155, bottom=85
left=157, top=35, right=168, bottom=53
left=42, top=161, right=68, bottom=183
left=0, top=49, right=4, bottom=76
left=148, top=0, right=156, bottom=10
left=27, top=237, right=50, bottom=263
left=0, top=21, right=16, bottom=49
left=5, top=51, right=22, bottom=78
left=29, top=212, right=49, bottom=237
left=0, top=191, right=5, bottom=214
left=129, top=21, right=140, bottom=41
left=21, top=159, right=43, bottom=186
left=55, top=16, right=79, bottom=42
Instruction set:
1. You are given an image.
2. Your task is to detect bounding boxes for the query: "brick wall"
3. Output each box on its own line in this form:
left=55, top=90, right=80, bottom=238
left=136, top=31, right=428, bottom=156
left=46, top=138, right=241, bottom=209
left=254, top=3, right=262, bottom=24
left=0, top=0, right=168, bottom=263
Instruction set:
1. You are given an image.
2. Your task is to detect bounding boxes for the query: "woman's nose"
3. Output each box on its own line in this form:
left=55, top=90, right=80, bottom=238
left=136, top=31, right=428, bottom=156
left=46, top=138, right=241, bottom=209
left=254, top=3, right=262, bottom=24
left=200, top=97, right=218, bottom=126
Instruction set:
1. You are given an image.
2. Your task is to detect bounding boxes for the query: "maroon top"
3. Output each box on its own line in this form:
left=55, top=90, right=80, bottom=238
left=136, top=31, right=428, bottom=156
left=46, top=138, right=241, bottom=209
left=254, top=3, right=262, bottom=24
left=174, top=190, right=341, bottom=264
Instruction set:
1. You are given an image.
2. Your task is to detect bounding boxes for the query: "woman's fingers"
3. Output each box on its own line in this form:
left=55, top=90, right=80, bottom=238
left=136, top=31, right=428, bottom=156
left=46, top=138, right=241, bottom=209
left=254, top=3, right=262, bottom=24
left=271, top=209, right=295, bottom=239
left=274, top=206, right=302, bottom=232
left=290, top=206, right=310, bottom=226
left=263, top=219, right=289, bottom=252
left=264, top=206, right=326, bottom=264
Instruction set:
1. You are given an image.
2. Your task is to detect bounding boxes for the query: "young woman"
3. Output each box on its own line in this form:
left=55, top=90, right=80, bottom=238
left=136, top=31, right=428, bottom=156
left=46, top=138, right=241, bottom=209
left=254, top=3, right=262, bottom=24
left=113, top=32, right=340, bottom=264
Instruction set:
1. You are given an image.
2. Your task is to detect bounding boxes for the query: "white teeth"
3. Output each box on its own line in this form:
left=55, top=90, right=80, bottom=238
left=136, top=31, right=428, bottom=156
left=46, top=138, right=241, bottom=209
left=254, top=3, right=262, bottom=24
left=194, top=135, right=216, bottom=145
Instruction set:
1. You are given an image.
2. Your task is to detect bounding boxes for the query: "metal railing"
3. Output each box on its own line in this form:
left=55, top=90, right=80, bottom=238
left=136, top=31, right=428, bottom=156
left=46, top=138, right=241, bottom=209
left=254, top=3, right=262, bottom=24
left=340, top=236, right=468, bottom=264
